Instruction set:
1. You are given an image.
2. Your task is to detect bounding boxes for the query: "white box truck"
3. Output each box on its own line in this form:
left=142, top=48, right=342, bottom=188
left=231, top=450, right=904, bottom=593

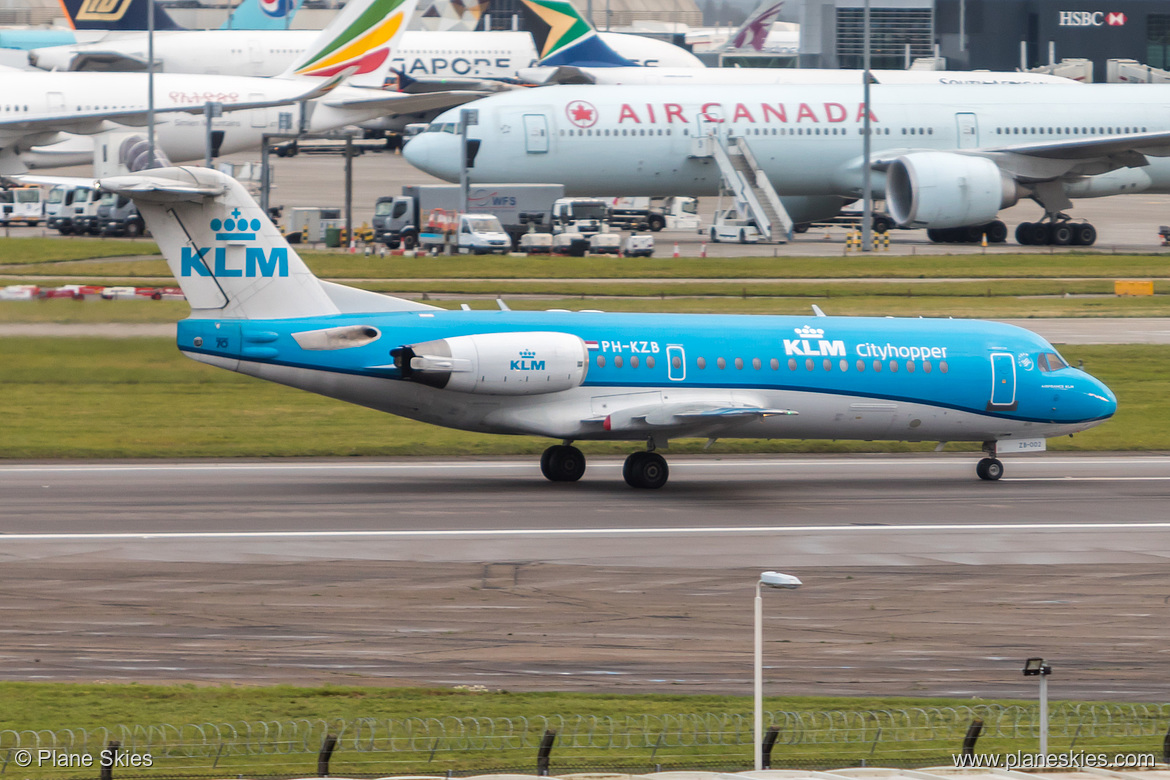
left=374, top=184, right=565, bottom=250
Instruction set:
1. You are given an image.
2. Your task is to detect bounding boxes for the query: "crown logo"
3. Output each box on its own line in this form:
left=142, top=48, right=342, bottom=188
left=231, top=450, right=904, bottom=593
left=210, top=208, right=260, bottom=241
left=519, top=349, right=536, bottom=359
left=794, top=326, right=824, bottom=338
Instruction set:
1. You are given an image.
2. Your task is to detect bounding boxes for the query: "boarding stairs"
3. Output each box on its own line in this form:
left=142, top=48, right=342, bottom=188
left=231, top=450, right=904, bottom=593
left=691, top=131, right=792, bottom=243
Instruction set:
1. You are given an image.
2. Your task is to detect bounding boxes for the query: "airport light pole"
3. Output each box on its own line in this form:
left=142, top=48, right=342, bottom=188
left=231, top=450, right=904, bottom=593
left=754, top=571, right=802, bottom=771
left=1022, top=658, right=1052, bottom=756
left=860, top=0, right=872, bottom=253
left=459, top=108, right=478, bottom=215
left=147, top=0, right=155, bottom=163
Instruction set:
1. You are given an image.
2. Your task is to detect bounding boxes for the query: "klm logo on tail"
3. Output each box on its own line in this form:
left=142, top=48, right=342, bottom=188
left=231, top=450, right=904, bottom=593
left=180, top=210, right=288, bottom=278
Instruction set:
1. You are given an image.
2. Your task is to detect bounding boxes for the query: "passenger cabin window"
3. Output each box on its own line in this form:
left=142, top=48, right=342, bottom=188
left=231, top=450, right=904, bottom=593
left=1038, top=352, right=1069, bottom=372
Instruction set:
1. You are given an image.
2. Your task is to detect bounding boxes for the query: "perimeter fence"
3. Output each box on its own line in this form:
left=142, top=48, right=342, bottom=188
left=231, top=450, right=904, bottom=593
left=5, top=704, right=1170, bottom=778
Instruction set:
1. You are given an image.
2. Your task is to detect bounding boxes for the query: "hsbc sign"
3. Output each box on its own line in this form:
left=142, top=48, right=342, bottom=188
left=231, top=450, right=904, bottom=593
left=1058, top=10, right=1127, bottom=26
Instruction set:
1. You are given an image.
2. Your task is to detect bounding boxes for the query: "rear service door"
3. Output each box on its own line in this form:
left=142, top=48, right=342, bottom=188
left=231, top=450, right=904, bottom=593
left=987, top=352, right=1018, bottom=410
left=523, top=114, right=549, bottom=153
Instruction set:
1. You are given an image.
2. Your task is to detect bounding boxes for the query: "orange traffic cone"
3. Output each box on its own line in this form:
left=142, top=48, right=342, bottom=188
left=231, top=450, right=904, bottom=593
left=672, top=243, right=680, bottom=258
left=700, top=242, right=707, bottom=258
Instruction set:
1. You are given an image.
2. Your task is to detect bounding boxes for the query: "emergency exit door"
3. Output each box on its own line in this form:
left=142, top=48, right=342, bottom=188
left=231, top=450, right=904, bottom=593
left=523, top=114, right=549, bottom=153
left=956, top=113, right=979, bottom=149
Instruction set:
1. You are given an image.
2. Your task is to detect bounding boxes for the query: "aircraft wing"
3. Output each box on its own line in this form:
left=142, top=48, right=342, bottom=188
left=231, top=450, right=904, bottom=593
left=322, top=89, right=491, bottom=116
left=587, top=400, right=797, bottom=434
left=0, top=76, right=343, bottom=139
left=985, top=129, right=1170, bottom=160
left=60, top=51, right=151, bottom=72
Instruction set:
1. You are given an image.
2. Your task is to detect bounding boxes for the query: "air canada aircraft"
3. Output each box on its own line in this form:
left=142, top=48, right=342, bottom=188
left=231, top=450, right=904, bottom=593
left=96, top=166, right=1116, bottom=489
left=406, top=82, right=1170, bottom=245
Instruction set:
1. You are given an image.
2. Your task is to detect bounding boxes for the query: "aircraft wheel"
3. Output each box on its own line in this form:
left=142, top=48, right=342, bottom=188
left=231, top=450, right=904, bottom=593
left=963, top=225, right=983, bottom=243
left=986, top=220, right=1008, bottom=243
left=1051, top=223, right=1074, bottom=245
left=976, top=457, right=1004, bottom=481
left=1015, top=222, right=1032, bottom=245
left=709, top=227, right=718, bottom=243
left=623, top=451, right=669, bottom=489
left=540, top=445, right=586, bottom=482
left=1075, top=223, right=1097, bottom=246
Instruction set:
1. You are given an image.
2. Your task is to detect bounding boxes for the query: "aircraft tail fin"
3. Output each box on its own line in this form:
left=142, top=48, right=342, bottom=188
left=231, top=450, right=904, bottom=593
left=278, top=0, right=418, bottom=87
left=518, top=0, right=636, bottom=67
left=58, top=0, right=183, bottom=31
left=723, top=0, right=784, bottom=51
left=96, top=166, right=340, bottom=320
left=221, top=0, right=304, bottom=30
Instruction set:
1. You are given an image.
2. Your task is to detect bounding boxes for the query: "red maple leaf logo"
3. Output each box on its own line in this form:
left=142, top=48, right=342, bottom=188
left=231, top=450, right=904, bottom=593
left=566, top=100, right=598, bottom=127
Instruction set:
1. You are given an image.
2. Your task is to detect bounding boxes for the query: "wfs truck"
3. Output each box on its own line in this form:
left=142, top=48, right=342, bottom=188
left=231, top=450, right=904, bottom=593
left=373, top=184, right=565, bottom=250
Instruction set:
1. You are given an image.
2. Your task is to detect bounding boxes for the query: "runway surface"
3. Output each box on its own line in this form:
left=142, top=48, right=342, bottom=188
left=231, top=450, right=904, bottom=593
left=4, top=454, right=1170, bottom=698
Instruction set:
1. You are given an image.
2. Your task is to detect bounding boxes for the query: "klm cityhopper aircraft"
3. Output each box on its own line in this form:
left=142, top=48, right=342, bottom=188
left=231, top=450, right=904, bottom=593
left=97, top=167, right=1116, bottom=489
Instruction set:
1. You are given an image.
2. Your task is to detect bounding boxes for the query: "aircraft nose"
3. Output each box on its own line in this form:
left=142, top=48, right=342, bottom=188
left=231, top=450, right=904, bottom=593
left=403, top=134, right=461, bottom=182
left=1083, top=374, right=1118, bottom=421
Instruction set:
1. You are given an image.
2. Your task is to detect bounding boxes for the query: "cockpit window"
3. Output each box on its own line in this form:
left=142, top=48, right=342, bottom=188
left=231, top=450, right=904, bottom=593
left=1038, top=351, right=1069, bottom=372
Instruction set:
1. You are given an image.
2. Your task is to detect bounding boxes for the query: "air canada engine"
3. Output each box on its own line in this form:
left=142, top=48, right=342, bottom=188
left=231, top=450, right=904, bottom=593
left=392, top=331, right=589, bottom=395
left=886, top=152, right=1020, bottom=229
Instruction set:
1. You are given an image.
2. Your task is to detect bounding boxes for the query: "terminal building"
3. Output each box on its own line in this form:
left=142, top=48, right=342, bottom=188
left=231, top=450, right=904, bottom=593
left=793, top=0, right=1170, bottom=80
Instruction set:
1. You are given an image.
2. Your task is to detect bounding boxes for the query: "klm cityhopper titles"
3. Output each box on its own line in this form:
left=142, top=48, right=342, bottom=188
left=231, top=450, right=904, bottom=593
left=98, top=167, right=1116, bottom=489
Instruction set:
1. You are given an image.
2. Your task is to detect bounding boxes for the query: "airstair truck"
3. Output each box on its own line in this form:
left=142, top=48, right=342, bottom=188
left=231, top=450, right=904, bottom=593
left=374, top=184, right=565, bottom=249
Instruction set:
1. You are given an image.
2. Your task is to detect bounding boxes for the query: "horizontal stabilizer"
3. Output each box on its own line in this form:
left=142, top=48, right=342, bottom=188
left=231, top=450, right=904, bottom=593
left=325, top=89, right=490, bottom=115
left=96, top=168, right=227, bottom=202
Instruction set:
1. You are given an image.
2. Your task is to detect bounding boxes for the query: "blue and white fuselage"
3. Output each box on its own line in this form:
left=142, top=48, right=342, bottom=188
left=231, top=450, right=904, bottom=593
left=177, top=310, right=1114, bottom=444
left=98, top=166, right=1115, bottom=489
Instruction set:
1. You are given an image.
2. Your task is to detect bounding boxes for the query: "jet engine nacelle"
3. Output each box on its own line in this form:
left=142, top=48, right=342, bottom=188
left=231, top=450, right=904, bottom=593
left=394, top=331, right=589, bottom=396
left=886, top=152, right=1020, bottom=229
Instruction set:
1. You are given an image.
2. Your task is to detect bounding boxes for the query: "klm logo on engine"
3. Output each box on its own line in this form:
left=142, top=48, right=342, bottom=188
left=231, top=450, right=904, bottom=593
left=783, top=325, right=846, bottom=357
left=180, top=209, right=288, bottom=278
left=511, top=349, right=545, bottom=371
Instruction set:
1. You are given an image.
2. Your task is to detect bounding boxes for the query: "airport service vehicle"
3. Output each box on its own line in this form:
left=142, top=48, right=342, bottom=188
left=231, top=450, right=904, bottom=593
left=710, top=209, right=761, bottom=244
left=519, top=232, right=553, bottom=254
left=419, top=213, right=511, bottom=255
left=607, top=197, right=701, bottom=232
left=551, top=232, right=589, bottom=256
left=0, top=285, right=39, bottom=300
left=623, top=234, right=655, bottom=257
left=101, top=166, right=1116, bottom=489
left=588, top=233, right=622, bottom=254
left=0, top=187, right=43, bottom=226
left=551, top=198, right=609, bottom=236
left=286, top=207, right=343, bottom=244
left=47, top=186, right=102, bottom=235
left=374, top=184, right=565, bottom=249
left=96, top=193, right=147, bottom=237
left=405, top=81, right=1170, bottom=247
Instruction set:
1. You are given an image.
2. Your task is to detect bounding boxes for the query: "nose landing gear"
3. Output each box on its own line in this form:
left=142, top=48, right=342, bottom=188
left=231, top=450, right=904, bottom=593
left=976, top=457, right=1004, bottom=481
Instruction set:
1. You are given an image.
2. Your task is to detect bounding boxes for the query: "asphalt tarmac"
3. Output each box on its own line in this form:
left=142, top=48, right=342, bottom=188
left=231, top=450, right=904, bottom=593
left=4, top=455, right=1170, bottom=698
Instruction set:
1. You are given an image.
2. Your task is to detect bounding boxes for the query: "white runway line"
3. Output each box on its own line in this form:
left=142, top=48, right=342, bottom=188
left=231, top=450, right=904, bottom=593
left=3, top=521, right=1170, bottom=543
left=6, top=456, right=1170, bottom=474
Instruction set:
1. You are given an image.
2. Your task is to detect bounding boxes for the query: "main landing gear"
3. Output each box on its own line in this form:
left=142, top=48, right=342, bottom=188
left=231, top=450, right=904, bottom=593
left=927, top=220, right=1008, bottom=244
left=539, top=444, right=586, bottom=482
left=538, top=443, right=671, bottom=489
left=1015, top=215, right=1097, bottom=246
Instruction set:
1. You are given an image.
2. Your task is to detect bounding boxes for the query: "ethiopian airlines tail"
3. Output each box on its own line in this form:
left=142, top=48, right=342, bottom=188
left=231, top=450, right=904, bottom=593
left=221, top=0, right=304, bottom=30
left=518, top=0, right=635, bottom=67
left=279, top=0, right=417, bottom=87
left=59, top=0, right=183, bottom=30
left=96, top=167, right=432, bottom=319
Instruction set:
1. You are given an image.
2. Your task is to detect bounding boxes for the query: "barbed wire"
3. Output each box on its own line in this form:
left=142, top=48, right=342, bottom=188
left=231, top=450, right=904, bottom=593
left=3, top=704, right=1168, bottom=758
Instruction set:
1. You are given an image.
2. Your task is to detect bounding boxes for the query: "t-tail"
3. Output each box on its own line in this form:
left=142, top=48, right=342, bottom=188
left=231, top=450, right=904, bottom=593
left=279, top=0, right=418, bottom=87
left=96, top=167, right=433, bottom=320
left=518, top=0, right=636, bottom=67
left=58, top=0, right=183, bottom=30
left=221, top=0, right=304, bottom=31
